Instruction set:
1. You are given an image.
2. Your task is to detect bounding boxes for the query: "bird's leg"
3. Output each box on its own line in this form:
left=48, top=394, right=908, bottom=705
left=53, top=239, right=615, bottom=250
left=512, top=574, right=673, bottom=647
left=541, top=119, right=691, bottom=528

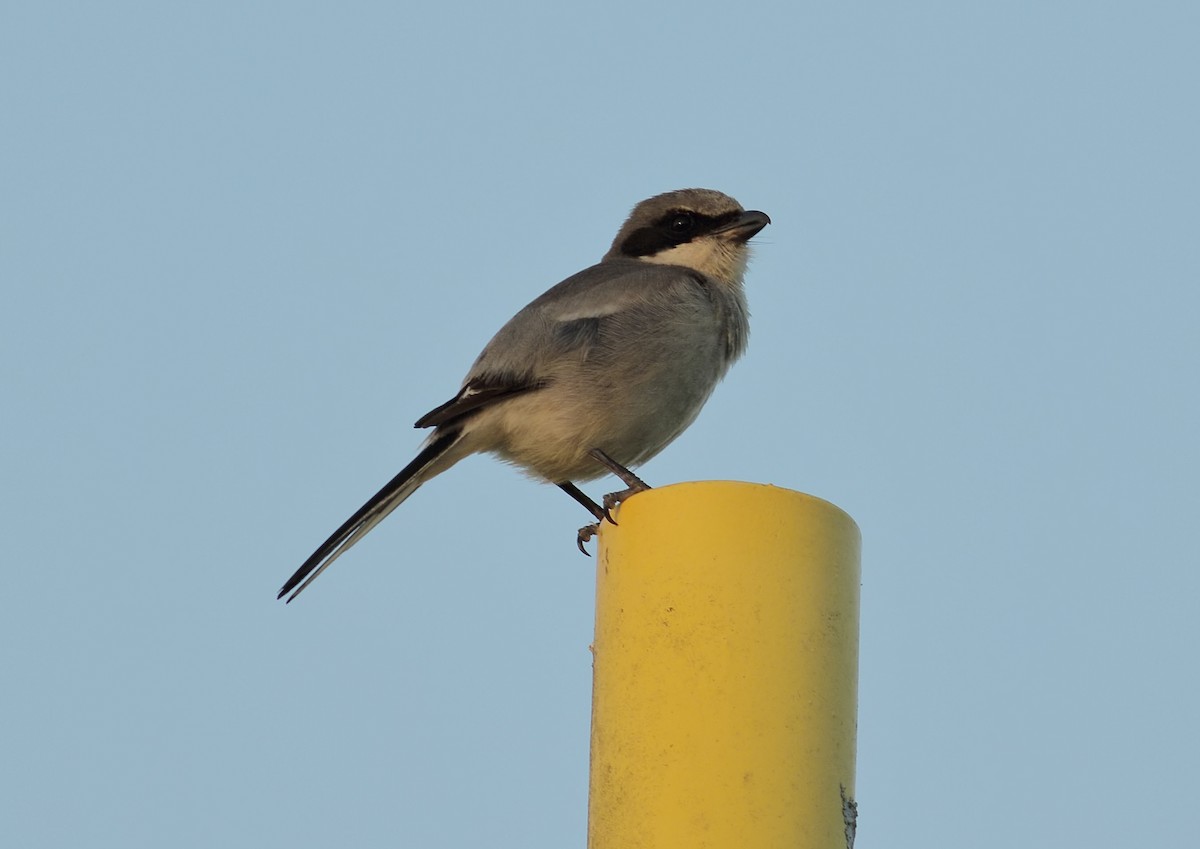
left=557, top=481, right=608, bottom=521
left=559, top=453, right=653, bottom=556
left=588, top=448, right=653, bottom=515
left=557, top=481, right=610, bottom=555
left=588, top=448, right=651, bottom=490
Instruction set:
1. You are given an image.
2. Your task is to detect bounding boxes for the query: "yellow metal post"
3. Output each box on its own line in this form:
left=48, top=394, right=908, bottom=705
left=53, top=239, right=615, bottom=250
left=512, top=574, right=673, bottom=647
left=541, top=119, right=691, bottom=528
left=588, top=481, right=860, bottom=848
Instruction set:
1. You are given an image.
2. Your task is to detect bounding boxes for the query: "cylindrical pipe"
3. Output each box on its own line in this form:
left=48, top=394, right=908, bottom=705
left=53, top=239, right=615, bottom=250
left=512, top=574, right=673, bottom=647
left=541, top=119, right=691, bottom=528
left=588, top=481, right=861, bottom=848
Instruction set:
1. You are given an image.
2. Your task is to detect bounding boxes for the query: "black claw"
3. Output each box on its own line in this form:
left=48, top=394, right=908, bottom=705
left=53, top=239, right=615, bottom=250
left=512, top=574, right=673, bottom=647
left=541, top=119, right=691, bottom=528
left=577, top=523, right=599, bottom=556
left=601, top=503, right=617, bottom=526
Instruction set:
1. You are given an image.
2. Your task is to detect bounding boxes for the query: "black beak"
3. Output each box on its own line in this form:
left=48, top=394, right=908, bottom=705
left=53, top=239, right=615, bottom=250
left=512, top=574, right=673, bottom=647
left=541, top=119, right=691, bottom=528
left=714, top=210, right=771, bottom=242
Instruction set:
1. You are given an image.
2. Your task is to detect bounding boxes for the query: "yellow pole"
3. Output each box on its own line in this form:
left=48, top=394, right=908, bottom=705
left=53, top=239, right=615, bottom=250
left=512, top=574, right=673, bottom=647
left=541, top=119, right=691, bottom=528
left=588, top=481, right=860, bottom=848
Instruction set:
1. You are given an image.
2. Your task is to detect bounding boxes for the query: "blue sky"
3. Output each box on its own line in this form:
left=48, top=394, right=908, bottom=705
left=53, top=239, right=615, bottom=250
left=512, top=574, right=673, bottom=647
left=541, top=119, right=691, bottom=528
left=3, top=2, right=1197, bottom=846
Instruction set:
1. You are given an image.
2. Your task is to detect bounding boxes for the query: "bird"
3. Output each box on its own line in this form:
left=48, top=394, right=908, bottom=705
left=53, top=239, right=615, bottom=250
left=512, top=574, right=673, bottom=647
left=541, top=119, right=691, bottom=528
left=279, top=188, right=770, bottom=602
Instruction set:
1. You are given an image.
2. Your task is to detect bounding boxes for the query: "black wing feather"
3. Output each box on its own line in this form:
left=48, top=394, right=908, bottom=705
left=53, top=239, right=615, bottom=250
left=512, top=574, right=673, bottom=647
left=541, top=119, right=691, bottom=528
left=413, top=374, right=545, bottom=429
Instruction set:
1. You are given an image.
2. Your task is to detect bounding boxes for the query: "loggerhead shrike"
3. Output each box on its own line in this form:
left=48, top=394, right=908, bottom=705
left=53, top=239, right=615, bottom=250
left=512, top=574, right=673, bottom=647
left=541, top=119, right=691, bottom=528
left=279, top=188, right=770, bottom=602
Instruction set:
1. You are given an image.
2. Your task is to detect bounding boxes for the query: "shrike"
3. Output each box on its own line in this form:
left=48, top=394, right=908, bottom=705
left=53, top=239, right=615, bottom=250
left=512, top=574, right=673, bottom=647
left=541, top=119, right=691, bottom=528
left=279, top=188, right=770, bottom=602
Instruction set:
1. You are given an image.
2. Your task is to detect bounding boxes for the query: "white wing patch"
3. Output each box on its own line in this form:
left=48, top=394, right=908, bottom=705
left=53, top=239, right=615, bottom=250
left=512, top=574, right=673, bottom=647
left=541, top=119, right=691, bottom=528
left=545, top=286, right=650, bottom=323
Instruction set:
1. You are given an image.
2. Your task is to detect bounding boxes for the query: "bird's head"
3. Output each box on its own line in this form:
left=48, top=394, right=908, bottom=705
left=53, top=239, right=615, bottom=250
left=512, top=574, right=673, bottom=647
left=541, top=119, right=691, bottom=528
left=603, top=188, right=770, bottom=286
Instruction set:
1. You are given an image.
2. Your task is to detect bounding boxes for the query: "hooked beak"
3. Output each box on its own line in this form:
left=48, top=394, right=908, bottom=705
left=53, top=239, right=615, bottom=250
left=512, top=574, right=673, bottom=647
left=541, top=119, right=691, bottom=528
left=713, top=210, right=771, bottom=242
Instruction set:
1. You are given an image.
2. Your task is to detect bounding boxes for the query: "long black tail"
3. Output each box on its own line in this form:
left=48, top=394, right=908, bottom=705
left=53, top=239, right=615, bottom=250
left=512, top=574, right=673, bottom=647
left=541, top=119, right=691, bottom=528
left=278, top=428, right=463, bottom=603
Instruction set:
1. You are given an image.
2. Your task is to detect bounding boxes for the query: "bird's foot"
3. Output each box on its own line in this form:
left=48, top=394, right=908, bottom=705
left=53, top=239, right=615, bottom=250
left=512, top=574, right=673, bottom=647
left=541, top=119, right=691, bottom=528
left=602, top=483, right=651, bottom=516
left=577, top=481, right=653, bottom=556
left=569, top=451, right=655, bottom=556
left=577, top=523, right=599, bottom=556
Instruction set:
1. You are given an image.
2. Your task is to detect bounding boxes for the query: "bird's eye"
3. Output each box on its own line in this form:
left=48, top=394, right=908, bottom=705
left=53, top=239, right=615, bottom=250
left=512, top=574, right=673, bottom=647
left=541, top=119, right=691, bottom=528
left=668, top=213, right=695, bottom=233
